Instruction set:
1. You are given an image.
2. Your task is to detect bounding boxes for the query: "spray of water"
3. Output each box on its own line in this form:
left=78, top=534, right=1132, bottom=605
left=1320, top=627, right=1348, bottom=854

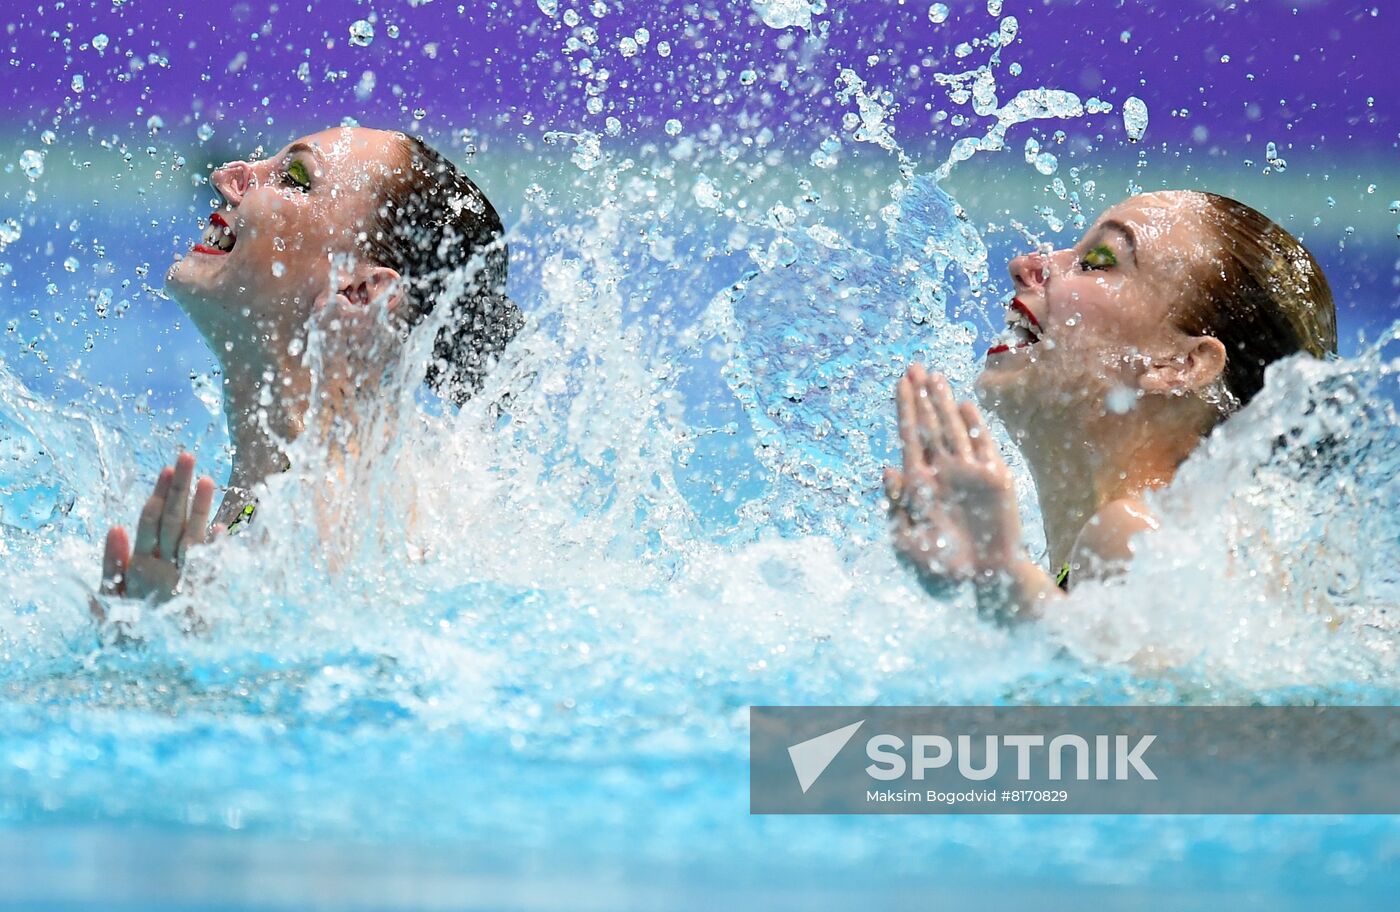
left=0, top=0, right=1394, bottom=882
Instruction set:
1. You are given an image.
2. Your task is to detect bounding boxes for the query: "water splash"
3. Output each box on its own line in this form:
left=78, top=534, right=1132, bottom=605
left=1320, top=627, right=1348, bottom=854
left=0, top=0, right=1394, bottom=896
left=752, top=0, right=827, bottom=31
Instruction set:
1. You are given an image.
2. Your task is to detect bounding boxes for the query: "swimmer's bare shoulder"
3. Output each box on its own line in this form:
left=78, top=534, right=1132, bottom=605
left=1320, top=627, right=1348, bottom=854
left=1069, top=496, right=1161, bottom=584
left=976, top=497, right=1161, bottom=622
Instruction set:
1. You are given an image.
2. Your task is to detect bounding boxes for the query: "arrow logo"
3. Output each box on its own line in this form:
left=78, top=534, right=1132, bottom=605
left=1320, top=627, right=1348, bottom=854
left=787, top=720, right=865, bottom=793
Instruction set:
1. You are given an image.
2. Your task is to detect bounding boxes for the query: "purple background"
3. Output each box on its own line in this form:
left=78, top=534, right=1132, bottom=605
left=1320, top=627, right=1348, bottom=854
left=2, top=0, right=1392, bottom=154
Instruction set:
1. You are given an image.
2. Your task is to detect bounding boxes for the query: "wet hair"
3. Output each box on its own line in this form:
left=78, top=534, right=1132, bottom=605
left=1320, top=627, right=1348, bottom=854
left=1175, top=191, right=1337, bottom=413
left=362, top=133, right=523, bottom=405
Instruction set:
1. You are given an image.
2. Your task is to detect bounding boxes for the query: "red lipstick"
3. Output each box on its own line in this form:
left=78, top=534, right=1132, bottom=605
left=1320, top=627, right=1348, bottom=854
left=1010, top=298, right=1041, bottom=330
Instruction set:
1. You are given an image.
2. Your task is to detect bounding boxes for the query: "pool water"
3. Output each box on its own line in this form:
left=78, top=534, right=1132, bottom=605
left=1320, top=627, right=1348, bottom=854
left=2, top=0, right=1399, bottom=908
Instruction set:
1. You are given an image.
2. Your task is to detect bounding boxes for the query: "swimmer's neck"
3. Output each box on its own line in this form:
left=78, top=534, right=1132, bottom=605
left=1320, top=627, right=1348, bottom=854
left=214, top=339, right=309, bottom=511
left=1011, top=399, right=1206, bottom=569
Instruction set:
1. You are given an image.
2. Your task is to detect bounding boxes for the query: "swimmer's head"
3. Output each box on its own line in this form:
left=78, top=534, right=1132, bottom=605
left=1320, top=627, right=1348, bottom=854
left=166, top=125, right=519, bottom=404
left=975, top=189, right=1335, bottom=434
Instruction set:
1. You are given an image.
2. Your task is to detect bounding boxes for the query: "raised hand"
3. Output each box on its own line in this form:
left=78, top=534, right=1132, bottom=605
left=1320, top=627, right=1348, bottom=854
left=884, top=366, right=1025, bottom=586
left=99, top=451, right=217, bottom=605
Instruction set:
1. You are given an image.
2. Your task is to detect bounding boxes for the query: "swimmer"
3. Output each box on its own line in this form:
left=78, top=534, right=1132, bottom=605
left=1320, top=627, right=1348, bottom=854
left=884, top=191, right=1336, bottom=619
left=96, top=126, right=521, bottom=605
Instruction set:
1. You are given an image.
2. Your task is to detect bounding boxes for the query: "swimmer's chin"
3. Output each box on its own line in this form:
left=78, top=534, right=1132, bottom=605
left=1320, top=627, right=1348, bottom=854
left=163, top=260, right=226, bottom=315
left=974, top=358, right=1051, bottom=420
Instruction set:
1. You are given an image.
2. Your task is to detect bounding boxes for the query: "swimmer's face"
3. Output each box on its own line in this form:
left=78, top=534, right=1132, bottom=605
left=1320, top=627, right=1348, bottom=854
left=976, top=191, right=1219, bottom=421
left=165, top=126, right=403, bottom=347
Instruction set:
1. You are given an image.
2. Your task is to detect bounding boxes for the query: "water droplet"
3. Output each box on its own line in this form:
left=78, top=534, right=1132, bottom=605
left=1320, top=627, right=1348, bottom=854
left=693, top=174, right=722, bottom=209
left=656, top=40, right=672, bottom=57
left=355, top=70, right=377, bottom=101
left=1034, top=152, right=1059, bottom=175
left=19, top=149, right=44, bottom=180
left=752, top=0, right=826, bottom=31
left=1388, top=200, right=1400, bottom=214
left=543, top=130, right=602, bottom=171
left=386, top=23, right=399, bottom=39
left=0, top=219, right=21, bottom=250
left=271, top=261, right=285, bottom=277
left=70, top=74, right=85, bottom=93
left=63, top=257, right=79, bottom=272
left=619, top=37, right=638, bottom=57
left=537, top=0, right=558, bottom=16
left=196, top=122, right=215, bottom=142
left=92, top=33, right=109, bottom=52
left=191, top=372, right=223, bottom=415
left=929, top=3, right=949, bottom=24
left=1106, top=386, right=1138, bottom=414
left=665, top=118, right=683, bottom=136
left=986, top=0, right=1003, bottom=14
left=768, top=237, right=799, bottom=267
left=1122, top=97, right=1148, bottom=142
left=998, top=15, right=1018, bottom=44
left=40, top=130, right=56, bottom=145
left=146, top=115, right=164, bottom=134
left=809, top=134, right=841, bottom=169
left=348, top=19, right=375, bottom=48
left=739, top=69, right=758, bottom=86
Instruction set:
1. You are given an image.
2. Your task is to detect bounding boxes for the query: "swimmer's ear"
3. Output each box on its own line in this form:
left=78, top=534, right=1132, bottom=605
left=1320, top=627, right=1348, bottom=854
left=342, top=266, right=404, bottom=312
left=1139, top=334, right=1227, bottom=396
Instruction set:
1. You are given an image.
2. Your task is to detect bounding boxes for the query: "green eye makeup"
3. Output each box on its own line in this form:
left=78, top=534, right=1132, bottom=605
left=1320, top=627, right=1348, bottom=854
left=1079, top=244, right=1117, bottom=271
left=285, top=158, right=312, bottom=190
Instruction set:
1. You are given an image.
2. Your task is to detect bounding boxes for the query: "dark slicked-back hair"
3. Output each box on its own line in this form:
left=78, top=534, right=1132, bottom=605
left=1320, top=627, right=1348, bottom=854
left=363, top=133, right=522, bottom=405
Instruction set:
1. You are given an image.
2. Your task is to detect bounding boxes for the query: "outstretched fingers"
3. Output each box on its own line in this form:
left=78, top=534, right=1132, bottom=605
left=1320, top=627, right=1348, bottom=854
left=133, top=465, right=174, bottom=557
left=912, top=369, right=942, bottom=463
left=926, top=373, right=971, bottom=458
left=896, top=373, right=924, bottom=479
left=960, top=401, right=995, bottom=463
left=883, top=467, right=905, bottom=510
left=178, top=476, right=217, bottom=562
left=158, top=452, right=196, bottom=560
left=101, top=526, right=130, bottom=596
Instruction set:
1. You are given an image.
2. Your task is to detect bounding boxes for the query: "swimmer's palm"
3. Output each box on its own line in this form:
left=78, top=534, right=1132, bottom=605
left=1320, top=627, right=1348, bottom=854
left=886, top=366, right=1024, bottom=586
left=931, top=456, right=1022, bottom=573
left=890, top=458, right=1021, bottom=583
left=889, top=466, right=981, bottom=583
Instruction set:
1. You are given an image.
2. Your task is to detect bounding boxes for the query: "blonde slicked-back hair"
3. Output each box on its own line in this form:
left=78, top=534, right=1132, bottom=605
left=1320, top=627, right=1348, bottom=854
left=1175, top=191, right=1337, bottom=413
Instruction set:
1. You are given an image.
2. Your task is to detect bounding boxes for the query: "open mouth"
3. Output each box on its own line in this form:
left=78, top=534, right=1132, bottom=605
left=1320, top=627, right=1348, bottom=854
left=987, top=298, right=1044, bottom=355
left=192, top=212, right=237, bottom=256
